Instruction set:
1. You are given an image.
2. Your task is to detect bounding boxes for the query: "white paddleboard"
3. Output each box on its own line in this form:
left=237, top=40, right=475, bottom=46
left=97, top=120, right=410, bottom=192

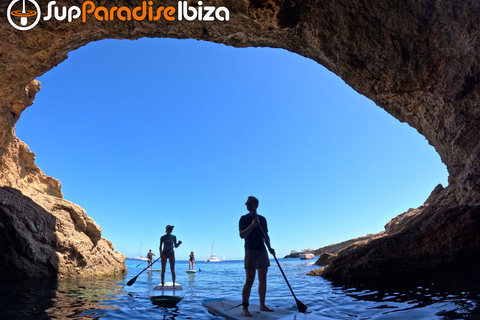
left=150, top=282, right=185, bottom=306
left=186, top=269, right=196, bottom=274
left=202, top=298, right=326, bottom=320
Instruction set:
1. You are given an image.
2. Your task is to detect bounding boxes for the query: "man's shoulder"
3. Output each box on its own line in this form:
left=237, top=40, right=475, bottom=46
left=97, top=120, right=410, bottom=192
left=239, top=213, right=252, bottom=223
left=239, top=214, right=251, bottom=227
left=255, top=214, right=266, bottom=221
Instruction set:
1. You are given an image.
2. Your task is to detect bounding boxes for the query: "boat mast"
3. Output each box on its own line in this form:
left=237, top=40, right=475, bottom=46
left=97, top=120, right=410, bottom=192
left=136, top=243, right=143, bottom=258
left=210, top=234, right=215, bottom=256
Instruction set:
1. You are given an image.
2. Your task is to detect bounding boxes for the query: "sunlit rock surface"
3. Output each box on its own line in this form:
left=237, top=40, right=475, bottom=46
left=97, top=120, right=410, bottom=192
left=0, top=187, right=125, bottom=279
left=1, top=0, right=480, bottom=280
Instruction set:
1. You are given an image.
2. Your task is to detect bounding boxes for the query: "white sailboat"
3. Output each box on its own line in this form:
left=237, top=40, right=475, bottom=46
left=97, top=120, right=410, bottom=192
left=133, top=243, right=148, bottom=261
left=205, top=253, right=221, bottom=262
left=205, top=235, right=221, bottom=262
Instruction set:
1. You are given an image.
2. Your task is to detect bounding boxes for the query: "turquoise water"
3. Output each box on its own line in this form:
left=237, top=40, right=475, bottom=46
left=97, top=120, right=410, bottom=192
left=1, top=258, right=480, bottom=319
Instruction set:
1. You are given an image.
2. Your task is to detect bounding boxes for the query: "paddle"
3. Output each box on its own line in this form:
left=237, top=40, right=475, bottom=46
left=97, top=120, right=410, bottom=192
left=136, top=260, right=148, bottom=268
left=195, top=261, right=202, bottom=272
left=256, top=218, right=307, bottom=313
left=127, top=241, right=181, bottom=286
left=127, top=256, right=161, bottom=286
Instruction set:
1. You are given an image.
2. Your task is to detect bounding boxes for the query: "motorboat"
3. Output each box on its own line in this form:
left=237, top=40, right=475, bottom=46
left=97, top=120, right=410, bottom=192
left=299, top=253, right=315, bottom=260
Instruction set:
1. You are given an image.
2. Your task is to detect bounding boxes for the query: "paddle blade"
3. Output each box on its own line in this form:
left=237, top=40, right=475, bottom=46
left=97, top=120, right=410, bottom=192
left=127, top=275, right=138, bottom=286
left=296, top=298, right=307, bottom=313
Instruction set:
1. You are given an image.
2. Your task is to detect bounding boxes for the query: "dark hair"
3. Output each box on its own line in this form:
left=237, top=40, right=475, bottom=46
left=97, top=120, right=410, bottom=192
left=247, top=196, right=259, bottom=208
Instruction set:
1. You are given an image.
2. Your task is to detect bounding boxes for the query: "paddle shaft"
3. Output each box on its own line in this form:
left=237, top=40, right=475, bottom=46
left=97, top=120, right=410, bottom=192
left=127, top=256, right=161, bottom=286
left=136, top=260, right=148, bottom=268
left=256, top=219, right=307, bottom=313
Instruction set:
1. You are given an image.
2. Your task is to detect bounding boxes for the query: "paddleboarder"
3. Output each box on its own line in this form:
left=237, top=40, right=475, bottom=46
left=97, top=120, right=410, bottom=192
left=239, top=196, right=275, bottom=317
left=189, top=251, right=195, bottom=270
left=160, top=225, right=182, bottom=288
left=147, top=249, right=155, bottom=270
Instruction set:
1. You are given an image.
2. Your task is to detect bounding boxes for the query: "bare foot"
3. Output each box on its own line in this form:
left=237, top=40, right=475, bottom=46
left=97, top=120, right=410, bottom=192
left=242, top=309, right=252, bottom=317
left=260, top=306, right=274, bottom=312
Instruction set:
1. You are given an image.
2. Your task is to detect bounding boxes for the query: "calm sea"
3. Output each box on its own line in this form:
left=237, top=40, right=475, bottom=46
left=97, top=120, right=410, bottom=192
left=1, top=258, right=480, bottom=319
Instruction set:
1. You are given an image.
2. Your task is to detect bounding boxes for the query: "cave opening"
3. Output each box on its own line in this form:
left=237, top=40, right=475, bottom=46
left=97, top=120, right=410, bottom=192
left=15, top=38, right=448, bottom=260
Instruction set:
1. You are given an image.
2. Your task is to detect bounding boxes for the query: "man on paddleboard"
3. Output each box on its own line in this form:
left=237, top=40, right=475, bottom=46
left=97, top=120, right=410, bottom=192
left=147, top=249, right=155, bottom=270
left=239, top=196, right=275, bottom=317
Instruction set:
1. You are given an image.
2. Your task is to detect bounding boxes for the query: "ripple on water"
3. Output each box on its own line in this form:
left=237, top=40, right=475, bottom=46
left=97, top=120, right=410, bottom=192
left=1, top=259, right=480, bottom=319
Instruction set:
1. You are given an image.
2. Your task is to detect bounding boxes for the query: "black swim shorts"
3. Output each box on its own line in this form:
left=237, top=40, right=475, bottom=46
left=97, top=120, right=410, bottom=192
left=244, top=249, right=270, bottom=269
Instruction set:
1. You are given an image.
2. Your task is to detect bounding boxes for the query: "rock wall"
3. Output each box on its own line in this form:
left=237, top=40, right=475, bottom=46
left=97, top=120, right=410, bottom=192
left=1, top=0, right=480, bottom=279
left=0, top=186, right=125, bottom=279
left=319, top=198, right=480, bottom=280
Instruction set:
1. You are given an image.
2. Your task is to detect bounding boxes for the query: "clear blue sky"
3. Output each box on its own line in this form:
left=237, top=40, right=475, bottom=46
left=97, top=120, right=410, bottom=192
left=16, top=38, right=448, bottom=261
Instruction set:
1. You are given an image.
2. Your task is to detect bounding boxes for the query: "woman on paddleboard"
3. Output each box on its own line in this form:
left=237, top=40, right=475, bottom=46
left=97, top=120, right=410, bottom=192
left=189, top=251, right=195, bottom=270
left=160, top=225, right=182, bottom=288
left=239, top=196, right=275, bottom=317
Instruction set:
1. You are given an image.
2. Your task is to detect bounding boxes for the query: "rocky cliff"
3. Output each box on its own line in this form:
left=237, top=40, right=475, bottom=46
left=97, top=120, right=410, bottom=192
left=0, top=186, right=125, bottom=279
left=1, top=0, right=480, bottom=280
left=284, top=233, right=383, bottom=259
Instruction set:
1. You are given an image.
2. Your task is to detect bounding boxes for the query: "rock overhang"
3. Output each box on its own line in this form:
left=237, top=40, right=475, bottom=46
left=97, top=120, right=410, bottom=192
left=1, top=0, right=480, bottom=279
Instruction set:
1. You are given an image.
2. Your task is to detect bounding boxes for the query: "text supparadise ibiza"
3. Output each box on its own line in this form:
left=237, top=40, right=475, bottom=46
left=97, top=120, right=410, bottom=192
left=35, top=1, right=230, bottom=24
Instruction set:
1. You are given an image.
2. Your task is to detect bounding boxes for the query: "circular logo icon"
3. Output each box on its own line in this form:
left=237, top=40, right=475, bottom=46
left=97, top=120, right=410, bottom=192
left=7, top=0, right=41, bottom=31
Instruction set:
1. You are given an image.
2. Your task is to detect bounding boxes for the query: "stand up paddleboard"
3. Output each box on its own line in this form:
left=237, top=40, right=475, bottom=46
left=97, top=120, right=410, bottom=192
left=186, top=269, right=196, bottom=274
left=150, top=282, right=185, bottom=307
left=202, top=298, right=326, bottom=320
left=149, top=269, right=162, bottom=272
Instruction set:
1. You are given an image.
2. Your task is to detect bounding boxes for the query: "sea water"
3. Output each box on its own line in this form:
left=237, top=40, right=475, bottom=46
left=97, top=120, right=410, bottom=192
left=1, top=258, right=480, bottom=319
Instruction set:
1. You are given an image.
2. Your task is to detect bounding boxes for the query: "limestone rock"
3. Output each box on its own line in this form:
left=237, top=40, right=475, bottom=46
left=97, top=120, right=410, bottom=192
left=320, top=204, right=480, bottom=281
left=314, top=252, right=336, bottom=266
left=0, top=187, right=58, bottom=278
left=0, top=138, right=62, bottom=198
left=0, top=186, right=125, bottom=279
left=284, top=251, right=300, bottom=259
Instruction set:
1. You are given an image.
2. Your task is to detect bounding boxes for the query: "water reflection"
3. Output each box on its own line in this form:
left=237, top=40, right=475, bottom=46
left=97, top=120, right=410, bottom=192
left=2, top=260, right=480, bottom=319
left=324, top=270, right=480, bottom=320
left=0, top=278, right=57, bottom=320
left=49, top=277, right=124, bottom=319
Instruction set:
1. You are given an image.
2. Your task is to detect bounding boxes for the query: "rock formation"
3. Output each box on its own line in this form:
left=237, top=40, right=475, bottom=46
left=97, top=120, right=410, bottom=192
left=284, top=233, right=383, bottom=259
left=319, top=186, right=480, bottom=280
left=1, top=0, right=480, bottom=280
left=0, top=186, right=125, bottom=279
